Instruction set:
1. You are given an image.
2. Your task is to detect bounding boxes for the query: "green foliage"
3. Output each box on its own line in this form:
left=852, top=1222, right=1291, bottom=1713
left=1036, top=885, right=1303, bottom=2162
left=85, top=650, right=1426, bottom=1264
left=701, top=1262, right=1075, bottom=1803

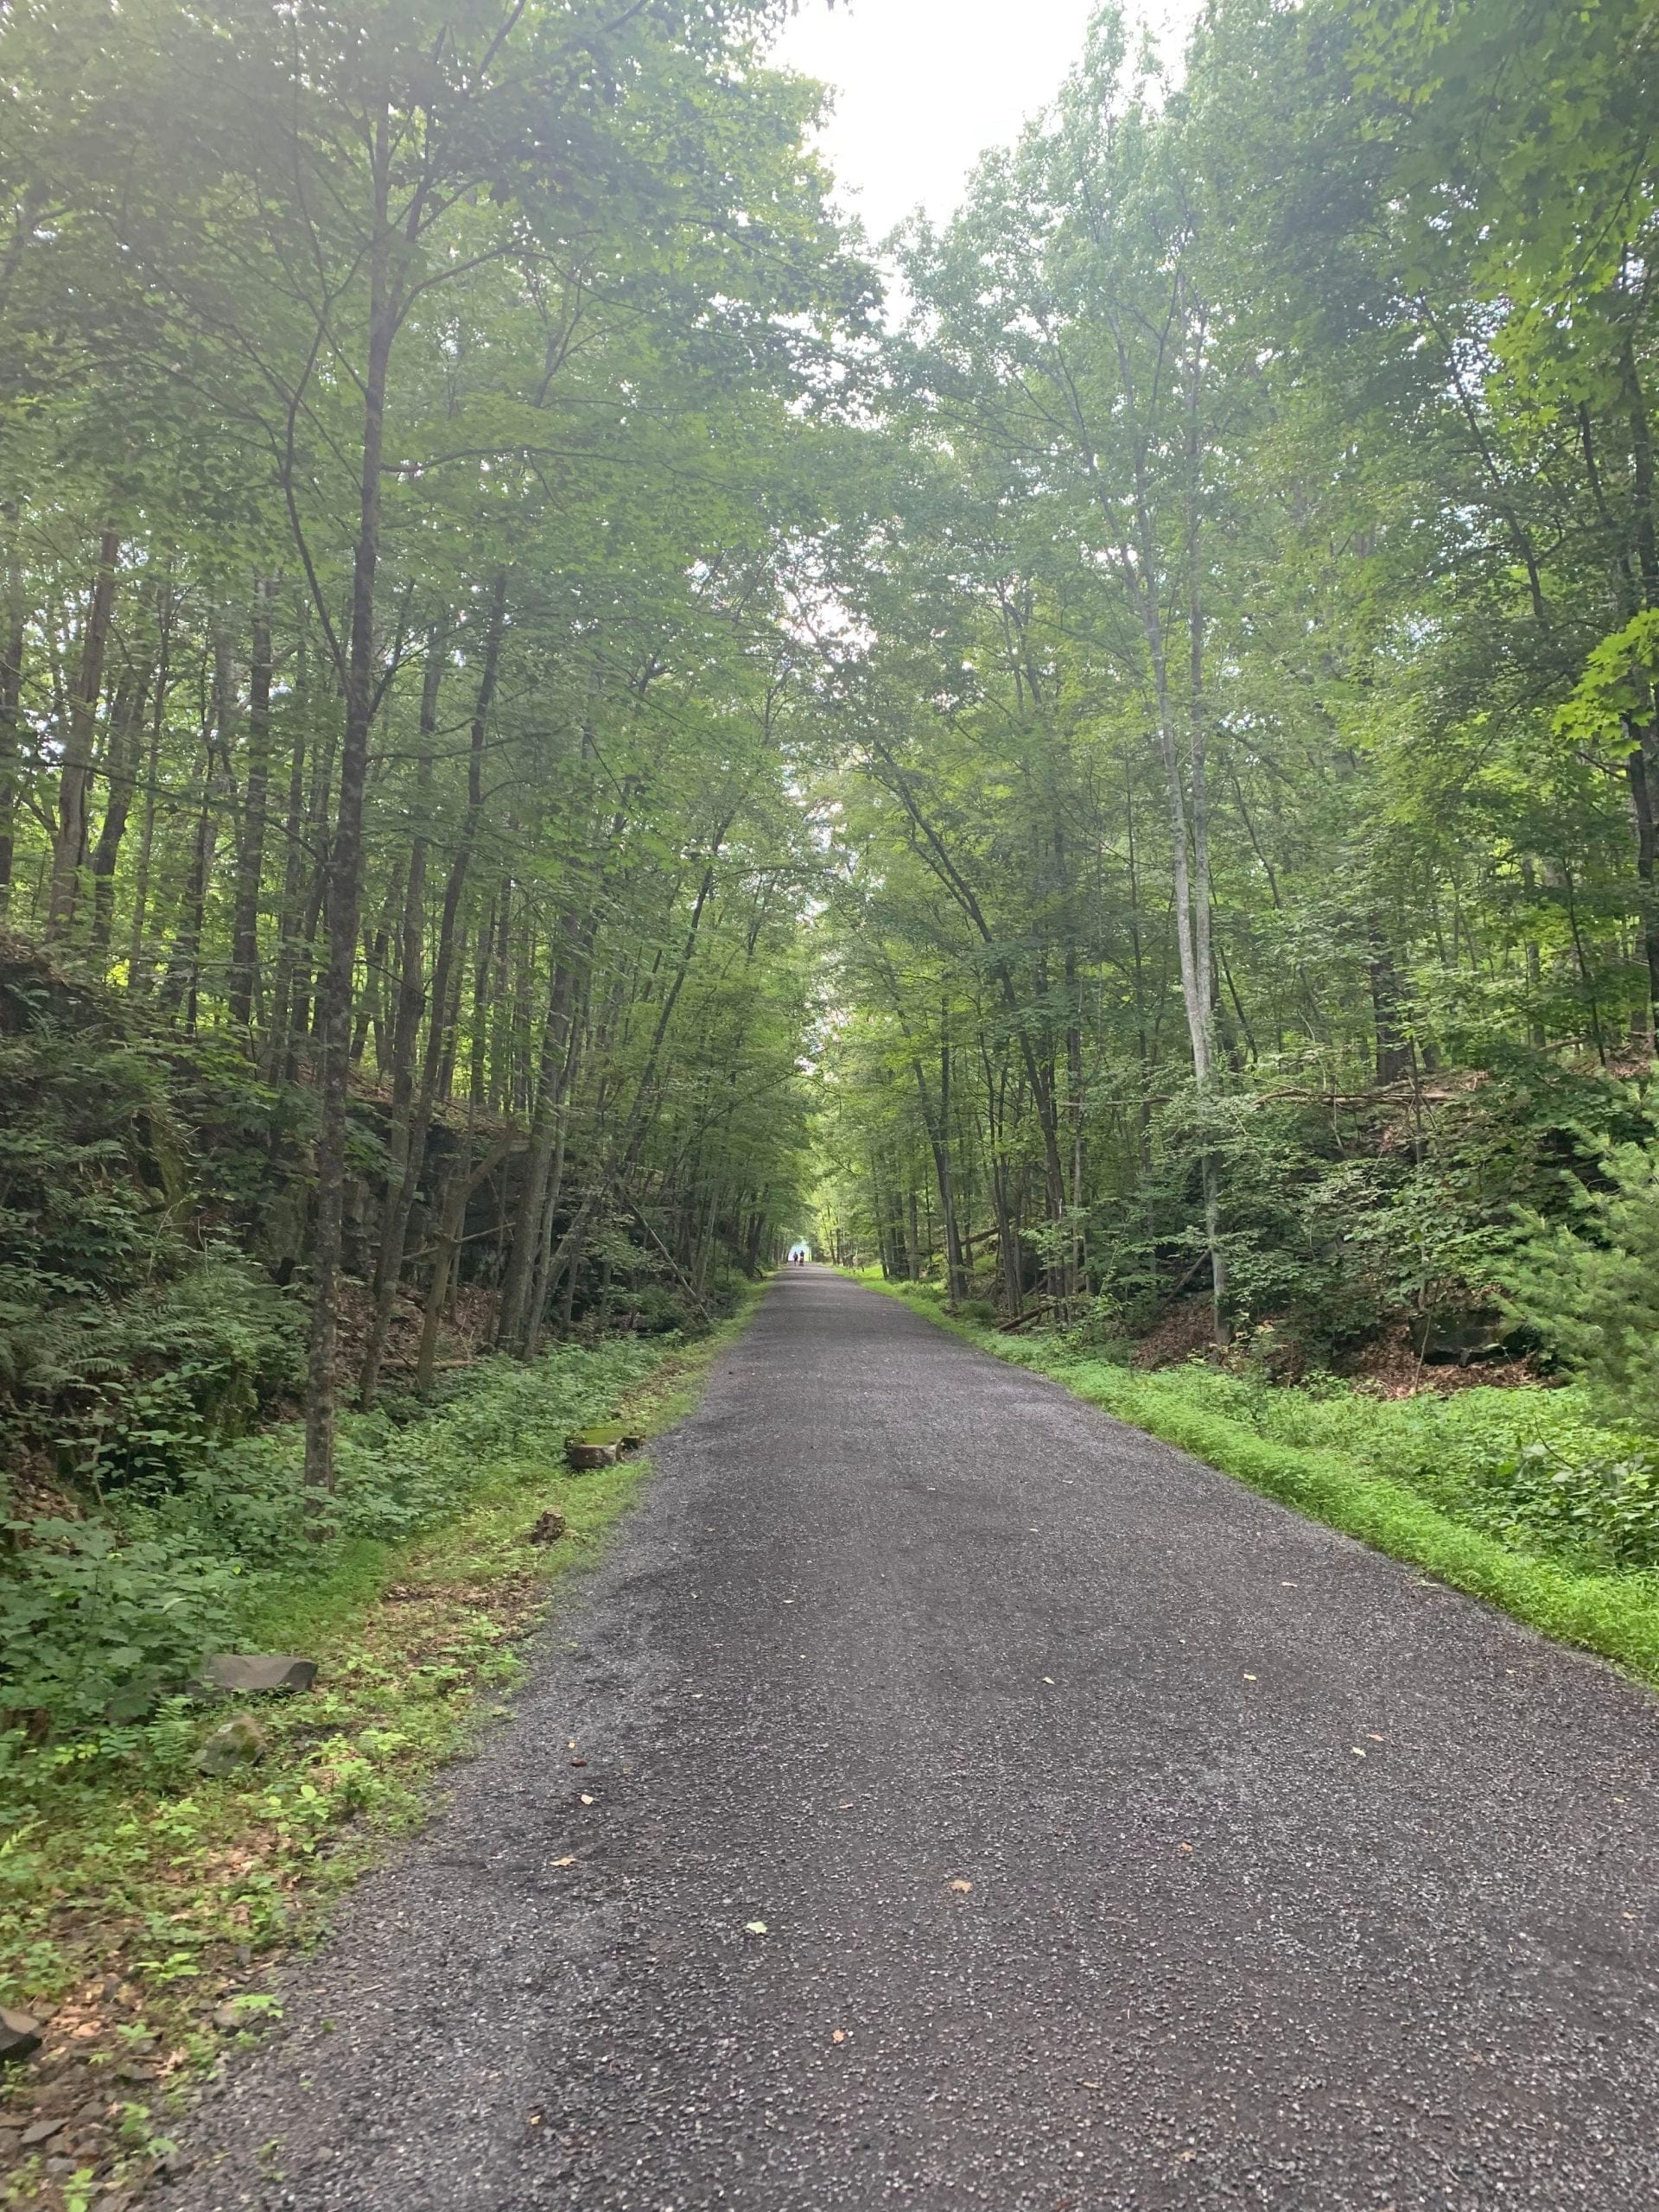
left=0, top=1520, right=242, bottom=1738
left=35, top=1255, right=302, bottom=1491
left=0, top=1310, right=744, bottom=2183
left=1106, top=1363, right=1659, bottom=1571
left=868, top=1275, right=1659, bottom=1679
left=1493, top=1440, right=1659, bottom=1570
left=1505, top=1141, right=1659, bottom=1431
left=1555, top=614, right=1659, bottom=754
left=1052, top=1060, right=1619, bottom=1370
left=1, top=1334, right=675, bottom=1743
left=814, top=0, right=1659, bottom=1382
left=0, top=963, right=307, bottom=1493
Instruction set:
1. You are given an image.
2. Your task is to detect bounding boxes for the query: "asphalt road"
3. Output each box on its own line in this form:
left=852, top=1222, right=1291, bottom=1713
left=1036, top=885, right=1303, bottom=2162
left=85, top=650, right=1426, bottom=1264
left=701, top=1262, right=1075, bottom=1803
left=168, top=1267, right=1659, bottom=2209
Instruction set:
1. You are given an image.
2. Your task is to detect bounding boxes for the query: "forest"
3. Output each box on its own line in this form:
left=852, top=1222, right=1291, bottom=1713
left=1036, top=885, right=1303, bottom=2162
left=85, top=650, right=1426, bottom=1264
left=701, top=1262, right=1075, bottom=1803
left=0, top=0, right=856, bottom=1524
left=816, top=0, right=1659, bottom=1373
left=4, top=0, right=1659, bottom=1768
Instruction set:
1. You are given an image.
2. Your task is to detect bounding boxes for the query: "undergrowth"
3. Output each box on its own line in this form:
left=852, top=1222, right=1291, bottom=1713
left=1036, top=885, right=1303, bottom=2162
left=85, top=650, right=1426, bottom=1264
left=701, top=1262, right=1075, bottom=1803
left=0, top=1306, right=750, bottom=2210
left=2, top=1338, right=671, bottom=1746
left=853, top=1272, right=1659, bottom=1688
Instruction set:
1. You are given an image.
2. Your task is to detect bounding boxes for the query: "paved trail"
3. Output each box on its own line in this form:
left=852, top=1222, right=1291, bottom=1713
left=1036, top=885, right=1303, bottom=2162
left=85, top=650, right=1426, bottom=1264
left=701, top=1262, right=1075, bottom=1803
left=169, top=1268, right=1659, bottom=2210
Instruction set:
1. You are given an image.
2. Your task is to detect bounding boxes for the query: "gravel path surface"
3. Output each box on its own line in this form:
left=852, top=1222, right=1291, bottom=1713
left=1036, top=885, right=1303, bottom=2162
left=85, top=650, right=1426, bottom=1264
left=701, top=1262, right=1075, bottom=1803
left=165, top=1268, right=1659, bottom=2210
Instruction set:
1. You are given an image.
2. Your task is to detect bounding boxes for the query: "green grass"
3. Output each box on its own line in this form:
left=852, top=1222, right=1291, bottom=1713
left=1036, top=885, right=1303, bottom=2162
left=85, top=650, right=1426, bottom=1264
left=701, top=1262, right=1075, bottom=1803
left=0, top=1300, right=755, bottom=2210
left=849, top=1270, right=1659, bottom=1690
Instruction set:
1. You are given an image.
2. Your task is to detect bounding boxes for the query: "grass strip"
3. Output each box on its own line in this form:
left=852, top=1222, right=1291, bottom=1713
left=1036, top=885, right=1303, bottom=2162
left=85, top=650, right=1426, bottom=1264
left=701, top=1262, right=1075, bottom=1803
left=0, top=1300, right=753, bottom=2212
left=850, top=1272, right=1659, bottom=1690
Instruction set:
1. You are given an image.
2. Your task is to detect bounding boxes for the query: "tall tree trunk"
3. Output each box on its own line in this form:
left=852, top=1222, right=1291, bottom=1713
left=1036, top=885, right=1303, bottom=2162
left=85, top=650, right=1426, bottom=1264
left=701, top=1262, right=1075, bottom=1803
left=416, top=1129, right=512, bottom=1392
left=229, top=577, right=275, bottom=1033
left=1624, top=725, right=1659, bottom=1036
left=125, top=581, right=175, bottom=989
left=499, top=769, right=618, bottom=1354
left=352, top=876, right=397, bottom=1070
left=1368, top=921, right=1414, bottom=1085
left=1619, top=328, right=1659, bottom=1045
left=1520, top=857, right=1547, bottom=1048
left=523, top=998, right=590, bottom=1354
left=532, top=839, right=729, bottom=1316
left=362, top=632, right=441, bottom=1357
left=262, top=644, right=313, bottom=1079
left=1091, top=295, right=1225, bottom=1335
left=497, top=905, right=595, bottom=1353
left=470, top=890, right=501, bottom=1106
left=359, top=579, right=505, bottom=1408
left=89, top=664, right=150, bottom=957
left=0, top=512, right=23, bottom=916
left=1123, top=298, right=1224, bottom=1338
left=1064, top=930, right=1085, bottom=1305
left=384, top=625, right=442, bottom=1160
left=47, top=526, right=119, bottom=940
left=158, top=632, right=233, bottom=1023
left=304, top=101, right=397, bottom=1503
left=912, top=1029, right=965, bottom=1305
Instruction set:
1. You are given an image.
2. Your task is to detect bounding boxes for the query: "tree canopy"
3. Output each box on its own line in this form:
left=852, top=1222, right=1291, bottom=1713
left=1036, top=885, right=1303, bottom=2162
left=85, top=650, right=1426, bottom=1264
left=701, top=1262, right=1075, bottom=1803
left=3, top=0, right=1659, bottom=1492
left=810, top=0, right=1659, bottom=1370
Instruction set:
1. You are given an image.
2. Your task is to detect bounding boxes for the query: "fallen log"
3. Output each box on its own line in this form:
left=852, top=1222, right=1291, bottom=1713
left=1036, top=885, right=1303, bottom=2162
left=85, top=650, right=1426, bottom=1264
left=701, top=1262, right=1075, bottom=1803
left=998, top=1302, right=1052, bottom=1334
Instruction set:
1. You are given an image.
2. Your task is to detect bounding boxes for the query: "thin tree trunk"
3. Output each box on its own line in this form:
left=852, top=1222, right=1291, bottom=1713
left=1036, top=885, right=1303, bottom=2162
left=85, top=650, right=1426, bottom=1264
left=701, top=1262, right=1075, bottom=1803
left=1624, top=725, right=1659, bottom=1037
left=0, top=512, right=23, bottom=915
left=524, top=1003, right=589, bottom=1354
left=89, top=664, right=150, bottom=957
left=533, top=838, right=729, bottom=1313
left=499, top=771, right=619, bottom=1353
left=474, top=880, right=509, bottom=1109
left=416, top=1129, right=512, bottom=1391
left=352, top=876, right=397, bottom=1070
left=1368, top=921, right=1413, bottom=1084
left=262, top=643, right=312, bottom=1079
left=158, top=632, right=233, bottom=1023
left=229, top=578, right=275, bottom=1033
left=497, top=906, right=594, bottom=1352
left=366, top=624, right=442, bottom=1337
left=1520, top=857, right=1547, bottom=1048
left=304, top=99, right=397, bottom=1503
left=125, top=582, right=175, bottom=989
left=359, top=579, right=505, bottom=1408
left=47, top=526, right=119, bottom=939
left=912, top=1035, right=965, bottom=1305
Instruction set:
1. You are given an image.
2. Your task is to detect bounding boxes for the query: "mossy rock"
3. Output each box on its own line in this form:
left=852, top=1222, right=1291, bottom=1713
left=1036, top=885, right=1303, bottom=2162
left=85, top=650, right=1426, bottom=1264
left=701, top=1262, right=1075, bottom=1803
left=564, top=1424, right=645, bottom=1471
left=195, top=1712, right=267, bottom=1776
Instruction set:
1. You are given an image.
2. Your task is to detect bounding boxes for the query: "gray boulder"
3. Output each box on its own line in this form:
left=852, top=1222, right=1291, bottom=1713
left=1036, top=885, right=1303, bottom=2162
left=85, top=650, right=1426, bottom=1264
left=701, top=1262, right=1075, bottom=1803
left=0, top=2006, right=42, bottom=2065
left=194, top=1654, right=318, bottom=1696
left=195, top=1713, right=268, bottom=1775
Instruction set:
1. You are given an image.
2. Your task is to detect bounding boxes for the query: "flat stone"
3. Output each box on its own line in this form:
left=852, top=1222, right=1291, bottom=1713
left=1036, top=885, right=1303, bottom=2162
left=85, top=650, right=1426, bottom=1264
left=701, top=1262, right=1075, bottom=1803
left=195, top=1713, right=268, bottom=1775
left=194, top=1654, right=318, bottom=1696
left=565, top=1436, right=620, bottom=1471
left=0, top=2007, right=41, bottom=2065
left=21, top=2116, right=67, bottom=2146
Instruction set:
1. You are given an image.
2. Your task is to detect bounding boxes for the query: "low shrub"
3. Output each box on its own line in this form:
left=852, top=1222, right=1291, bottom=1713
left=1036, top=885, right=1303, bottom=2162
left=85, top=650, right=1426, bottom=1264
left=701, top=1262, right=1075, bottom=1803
left=0, top=1520, right=243, bottom=1736
left=872, top=1274, right=1659, bottom=1582
left=2, top=1334, right=678, bottom=1742
left=1505, top=1139, right=1659, bottom=1429
left=1039, top=1357, right=1658, bottom=1573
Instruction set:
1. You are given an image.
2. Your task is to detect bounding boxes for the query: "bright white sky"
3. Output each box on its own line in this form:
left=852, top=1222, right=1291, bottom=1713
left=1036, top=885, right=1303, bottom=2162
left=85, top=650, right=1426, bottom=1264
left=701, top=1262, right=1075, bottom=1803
left=769, top=0, right=1202, bottom=245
